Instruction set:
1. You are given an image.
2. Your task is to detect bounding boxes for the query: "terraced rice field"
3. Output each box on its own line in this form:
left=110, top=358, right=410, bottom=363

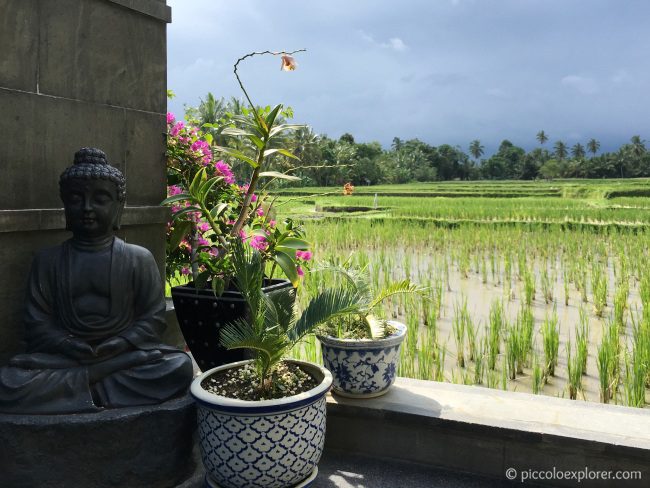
left=281, top=179, right=650, bottom=408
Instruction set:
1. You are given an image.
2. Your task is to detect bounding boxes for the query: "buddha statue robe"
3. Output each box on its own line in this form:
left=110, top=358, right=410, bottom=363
left=0, top=237, right=193, bottom=414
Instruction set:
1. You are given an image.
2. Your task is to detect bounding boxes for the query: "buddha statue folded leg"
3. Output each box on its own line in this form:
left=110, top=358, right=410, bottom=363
left=91, top=350, right=193, bottom=408
left=0, top=350, right=193, bottom=414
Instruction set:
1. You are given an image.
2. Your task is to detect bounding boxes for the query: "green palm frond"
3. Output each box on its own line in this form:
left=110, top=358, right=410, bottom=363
left=367, top=280, right=429, bottom=311
left=289, top=288, right=361, bottom=342
left=220, top=317, right=284, bottom=363
left=265, top=287, right=296, bottom=333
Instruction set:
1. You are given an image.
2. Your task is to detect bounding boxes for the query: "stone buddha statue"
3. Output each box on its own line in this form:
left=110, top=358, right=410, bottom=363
left=0, top=148, right=193, bottom=414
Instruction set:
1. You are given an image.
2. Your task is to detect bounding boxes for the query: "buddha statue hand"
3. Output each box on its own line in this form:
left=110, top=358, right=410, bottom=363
left=94, top=336, right=131, bottom=360
left=61, top=337, right=96, bottom=361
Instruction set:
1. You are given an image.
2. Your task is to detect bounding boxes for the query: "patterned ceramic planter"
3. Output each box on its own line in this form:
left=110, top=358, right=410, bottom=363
left=191, top=359, right=332, bottom=488
left=318, top=321, right=406, bottom=398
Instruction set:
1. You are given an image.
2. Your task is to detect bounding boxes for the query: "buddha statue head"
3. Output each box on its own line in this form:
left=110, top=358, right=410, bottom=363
left=59, top=148, right=126, bottom=239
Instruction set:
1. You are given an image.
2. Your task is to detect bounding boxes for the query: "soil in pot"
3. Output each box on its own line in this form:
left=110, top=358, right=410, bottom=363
left=201, top=361, right=319, bottom=401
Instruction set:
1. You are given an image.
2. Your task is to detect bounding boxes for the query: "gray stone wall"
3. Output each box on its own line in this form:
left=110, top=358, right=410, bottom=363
left=0, top=0, right=173, bottom=362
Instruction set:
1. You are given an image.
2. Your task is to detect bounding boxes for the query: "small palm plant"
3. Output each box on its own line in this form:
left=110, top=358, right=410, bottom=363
left=219, top=243, right=359, bottom=397
left=315, top=258, right=428, bottom=339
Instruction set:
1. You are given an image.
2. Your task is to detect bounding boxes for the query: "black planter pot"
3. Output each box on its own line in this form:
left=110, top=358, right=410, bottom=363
left=171, top=279, right=293, bottom=371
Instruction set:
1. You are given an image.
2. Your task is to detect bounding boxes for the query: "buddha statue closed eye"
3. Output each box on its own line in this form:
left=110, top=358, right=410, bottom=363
left=0, top=148, right=193, bottom=414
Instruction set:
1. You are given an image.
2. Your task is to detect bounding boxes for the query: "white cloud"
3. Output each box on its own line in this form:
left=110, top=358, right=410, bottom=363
left=561, top=75, right=599, bottom=95
left=359, top=31, right=408, bottom=51
left=612, top=70, right=633, bottom=84
left=486, top=88, right=510, bottom=99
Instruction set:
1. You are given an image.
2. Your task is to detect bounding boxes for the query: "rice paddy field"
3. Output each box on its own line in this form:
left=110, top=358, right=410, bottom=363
left=280, top=179, right=650, bottom=408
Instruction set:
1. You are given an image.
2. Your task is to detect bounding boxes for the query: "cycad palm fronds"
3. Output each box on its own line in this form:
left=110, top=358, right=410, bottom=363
left=314, top=259, right=428, bottom=338
left=220, top=244, right=362, bottom=394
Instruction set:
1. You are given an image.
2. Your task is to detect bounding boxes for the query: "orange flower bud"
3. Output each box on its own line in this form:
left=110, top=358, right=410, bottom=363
left=280, top=55, right=297, bottom=71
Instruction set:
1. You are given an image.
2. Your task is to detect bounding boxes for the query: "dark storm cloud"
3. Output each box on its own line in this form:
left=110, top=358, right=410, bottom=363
left=168, top=0, right=650, bottom=156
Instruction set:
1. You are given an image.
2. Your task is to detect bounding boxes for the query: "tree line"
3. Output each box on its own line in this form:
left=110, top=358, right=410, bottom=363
left=185, top=94, right=650, bottom=185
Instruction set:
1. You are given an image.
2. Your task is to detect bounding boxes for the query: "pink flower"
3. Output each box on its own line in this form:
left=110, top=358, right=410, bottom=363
left=181, top=267, right=190, bottom=275
left=168, top=185, right=182, bottom=196
left=256, top=207, right=264, bottom=216
left=166, top=112, right=175, bottom=124
left=198, top=222, right=211, bottom=233
left=239, top=230, right=247, bottom=241
left=214, top=161, right=235, bottom=184
left=198, top=237, right=210, bottom=247
left=209, top=247, right=219, bottom=257
left=169, top=121, right=184, bottom=137
left=296, top=266, right=304, bottom=277
left=269, top=220, right=276, bottom=228
left=296, top=250, right=312, bottom=261
left=249, top=235, right=268, bottom=251
left=250, top=194, right=258, bottom=203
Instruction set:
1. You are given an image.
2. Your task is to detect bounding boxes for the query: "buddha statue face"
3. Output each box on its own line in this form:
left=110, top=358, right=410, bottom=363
left=61, top=178, right=122, bottom=239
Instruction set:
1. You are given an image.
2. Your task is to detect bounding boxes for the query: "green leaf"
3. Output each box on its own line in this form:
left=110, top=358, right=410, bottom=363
left=289, top=288, right=361, bottom=342
left=194, top=270, right=211, bottom=290
left=274, top=251, right=299, bottom=287
left=213, top=146, right=259, bottom=168
left=169, top=221, right=192, bottom=250
left=161, top=193, right=192, bottom=206
left=249, top=135, right=265, bottom=150
left=276, top=237, right=310, bottom=250
left=204, top=133, right=213, bottom=145
left=221, top=127, right=254, bottom=137
left=171, top=206, right=202, bottom=221
left=198, top=176, right=224, bottom=198
left=265, top=104, right=283, bottom=128
left=189, top=168, right=206, bottom=196
left=269, top=124, right=305, bottom=138
left=263, top=148, right=280, bottom=158
left=209, top=203, right=229, bottom=219
left=212, top=277, right=225, bottom=297
left=258, top=171, right=301, bottom=181
left=275, top=148, right=300, bottom=160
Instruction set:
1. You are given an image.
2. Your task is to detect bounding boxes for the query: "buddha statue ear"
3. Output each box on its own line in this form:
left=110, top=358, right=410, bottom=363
left=113, top=202, right=125, bottom=230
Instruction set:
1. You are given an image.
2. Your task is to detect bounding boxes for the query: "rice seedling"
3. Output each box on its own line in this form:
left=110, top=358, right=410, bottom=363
left=566, top=339, right=583, bottom=400
left=505, top=322, right=520, bottom=380
left=540, top=266, right=553, bottom=304
left=523, top=270, right=535, bottom=306
left=487, top=300, right=504, bottom=370
left=531, top=352, right=544, bottom=395
left=452, top=299, right=468, bottom=367
left=596, top=320, right=621, bottom=404
left=541, top=308, right=560, bottom=378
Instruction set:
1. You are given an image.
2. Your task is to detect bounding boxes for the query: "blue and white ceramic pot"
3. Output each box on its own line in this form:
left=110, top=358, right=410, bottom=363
left=191, top=359, right=332, bottom=488
left=318, top=321, right=406, bottom=398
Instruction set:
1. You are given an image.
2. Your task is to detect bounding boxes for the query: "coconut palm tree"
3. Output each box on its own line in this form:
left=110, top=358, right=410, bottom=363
left=469, top=140, right=485, bottom=162
left=571, top=143, right=586, bottom=159
left=536, top=130, right=549, bottom=146
left=554, top=141, right=568, bottom=160
left=587, top=138, right=600, bottom=157
left=630, top=135, right=646, bottom=158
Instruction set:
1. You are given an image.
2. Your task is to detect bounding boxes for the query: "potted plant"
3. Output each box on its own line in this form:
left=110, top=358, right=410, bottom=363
left=315, top=260, right=427, bottom=398
left=191, top=243, right=358, bottom=488
left=163, top=50, right=310, bottom=370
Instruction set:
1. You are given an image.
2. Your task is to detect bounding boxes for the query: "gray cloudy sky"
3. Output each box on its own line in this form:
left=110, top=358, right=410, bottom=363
left=167, top=0, right=650, bottom=156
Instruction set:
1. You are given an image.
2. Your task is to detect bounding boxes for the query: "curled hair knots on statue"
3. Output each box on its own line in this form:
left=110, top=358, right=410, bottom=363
left=59, top=147, right=127, bottom=202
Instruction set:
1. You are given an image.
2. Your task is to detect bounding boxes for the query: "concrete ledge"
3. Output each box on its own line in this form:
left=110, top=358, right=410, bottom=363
left=325, top=377, right=650, bottom=487
left=0, top=206, right=169, bottom=232
left=106, top=0, right=172, bottom=23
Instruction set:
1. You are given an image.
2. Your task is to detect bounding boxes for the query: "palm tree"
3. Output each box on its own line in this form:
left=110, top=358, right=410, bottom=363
left=630, top=135, right=646, bottom=158
left=571, top=143, right=585, bottom=159
left=554, top=141, right=568, bottom=160
left=469, top=140, right=485, bottom=162
left=536, top=130, right=549, bottom=146
left=587, top=138, right=600, bottom=157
